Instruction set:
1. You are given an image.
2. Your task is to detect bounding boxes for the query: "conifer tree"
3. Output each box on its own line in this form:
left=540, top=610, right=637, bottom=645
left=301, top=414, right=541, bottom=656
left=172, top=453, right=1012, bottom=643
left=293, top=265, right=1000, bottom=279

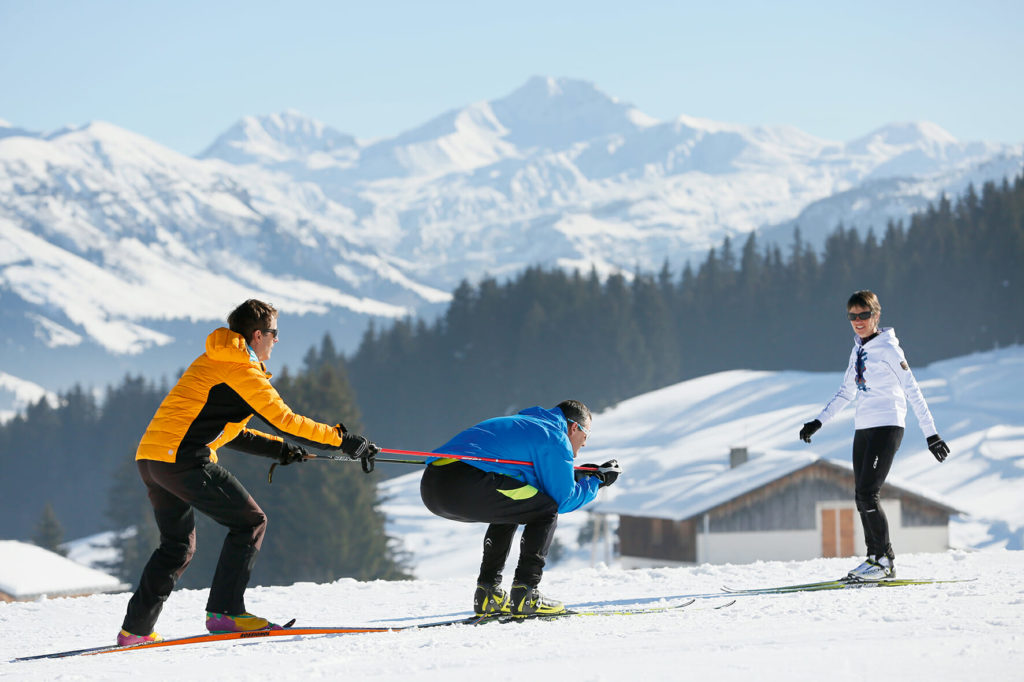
left=33, top=502, right=67, bottom=556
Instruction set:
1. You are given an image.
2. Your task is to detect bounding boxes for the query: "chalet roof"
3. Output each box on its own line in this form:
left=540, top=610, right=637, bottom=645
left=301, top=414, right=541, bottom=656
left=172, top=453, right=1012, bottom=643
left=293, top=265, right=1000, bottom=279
left=593, top=449, right=963, bottom=521
left=0, top=540, right=129, bottom=600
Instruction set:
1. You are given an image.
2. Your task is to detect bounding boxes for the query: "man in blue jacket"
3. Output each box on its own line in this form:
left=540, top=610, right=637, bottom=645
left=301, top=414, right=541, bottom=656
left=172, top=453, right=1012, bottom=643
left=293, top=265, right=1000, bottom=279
left=420, top=399, right=620, bottom=617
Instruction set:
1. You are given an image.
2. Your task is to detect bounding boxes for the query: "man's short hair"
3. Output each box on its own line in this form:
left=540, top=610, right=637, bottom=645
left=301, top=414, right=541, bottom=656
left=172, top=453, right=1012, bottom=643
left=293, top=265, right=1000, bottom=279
left=847, top=290, right=881, bottom=318
left=556, top=399, right=591, bottom=427
left=227, top=299, right=277, bottom=344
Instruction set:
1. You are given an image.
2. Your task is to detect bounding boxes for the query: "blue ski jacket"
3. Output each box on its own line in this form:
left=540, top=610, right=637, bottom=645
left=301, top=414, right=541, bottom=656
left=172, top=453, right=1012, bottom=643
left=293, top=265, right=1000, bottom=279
left=430, top=406, right=600, bottom=514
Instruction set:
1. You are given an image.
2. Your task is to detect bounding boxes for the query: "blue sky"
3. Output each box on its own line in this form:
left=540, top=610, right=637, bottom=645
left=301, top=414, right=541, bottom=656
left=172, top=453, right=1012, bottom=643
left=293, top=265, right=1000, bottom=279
left=1, top=0, right=1022, bottom=155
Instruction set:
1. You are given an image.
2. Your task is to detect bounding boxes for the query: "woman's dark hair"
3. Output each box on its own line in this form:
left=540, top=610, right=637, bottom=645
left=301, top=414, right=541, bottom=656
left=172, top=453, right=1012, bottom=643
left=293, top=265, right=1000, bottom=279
left=847, top=290, right=881, bottom=318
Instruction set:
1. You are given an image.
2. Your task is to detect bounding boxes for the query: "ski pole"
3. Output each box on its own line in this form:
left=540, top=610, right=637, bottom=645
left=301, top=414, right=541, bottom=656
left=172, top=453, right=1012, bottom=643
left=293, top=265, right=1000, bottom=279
left=267, top=452, right=408, bottom=482
left=314, top=448, right=601, bottom=471
left=272, top=448, right=602, bottom=482
left=380, top=447, right=536, bottom=467
left=307, top=453, right=426, bottom=465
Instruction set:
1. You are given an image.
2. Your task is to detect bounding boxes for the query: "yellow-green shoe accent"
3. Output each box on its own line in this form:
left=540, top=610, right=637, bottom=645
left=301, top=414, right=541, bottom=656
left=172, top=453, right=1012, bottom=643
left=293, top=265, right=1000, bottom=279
left=509, top=584, right=566, bottom=616
left=474, top=584, right=512, bottom=615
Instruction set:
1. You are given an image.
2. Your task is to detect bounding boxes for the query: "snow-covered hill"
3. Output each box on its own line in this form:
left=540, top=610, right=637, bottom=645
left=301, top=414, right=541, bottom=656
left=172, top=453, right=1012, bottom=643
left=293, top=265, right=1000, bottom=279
left=380, top=346, right=1024, bottom=580
left=2, top=77, right=1021, bottom=393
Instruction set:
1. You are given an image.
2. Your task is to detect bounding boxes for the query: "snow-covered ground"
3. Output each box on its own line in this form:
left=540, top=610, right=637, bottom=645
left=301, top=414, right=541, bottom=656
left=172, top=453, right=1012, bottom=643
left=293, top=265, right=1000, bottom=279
left=1, top=550, right=1021, bottom=679
left=3, top=345, right=1022, bottom=678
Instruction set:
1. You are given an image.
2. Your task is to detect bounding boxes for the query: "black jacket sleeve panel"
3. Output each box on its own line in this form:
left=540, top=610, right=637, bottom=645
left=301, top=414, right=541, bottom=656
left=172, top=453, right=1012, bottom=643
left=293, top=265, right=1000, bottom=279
left=224, top=429, right=283, bottom=459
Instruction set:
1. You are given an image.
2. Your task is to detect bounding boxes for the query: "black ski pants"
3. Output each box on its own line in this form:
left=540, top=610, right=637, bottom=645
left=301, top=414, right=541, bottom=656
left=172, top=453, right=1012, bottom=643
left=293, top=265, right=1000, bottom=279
left=852, top=425, right=904, bottom=560
left=121, top=459, right=267, bottom=635
left=420, top=460, right=559, bottom=588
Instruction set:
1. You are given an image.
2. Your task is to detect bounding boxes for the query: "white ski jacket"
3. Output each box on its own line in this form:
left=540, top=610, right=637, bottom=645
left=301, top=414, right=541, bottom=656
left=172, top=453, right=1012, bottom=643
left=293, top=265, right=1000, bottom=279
left=816, top=328, right=938, bottom=437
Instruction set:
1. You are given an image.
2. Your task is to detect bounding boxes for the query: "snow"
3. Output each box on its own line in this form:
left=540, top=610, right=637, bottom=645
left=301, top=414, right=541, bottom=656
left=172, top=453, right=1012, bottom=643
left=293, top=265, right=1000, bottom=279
left=4, top=75, right=1022, bottom=375
left=0, top=372, right=56, bottom=424
left=1, top=346, right=1023, bottom=676
left=1, top=551, right=1021, bottom=678
left=0, top=541, right=127, bottom=600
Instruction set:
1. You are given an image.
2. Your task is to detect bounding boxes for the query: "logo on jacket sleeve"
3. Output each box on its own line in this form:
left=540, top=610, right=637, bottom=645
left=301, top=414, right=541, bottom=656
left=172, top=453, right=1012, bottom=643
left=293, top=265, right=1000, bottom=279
left=900, top=361, right=909, bottom=370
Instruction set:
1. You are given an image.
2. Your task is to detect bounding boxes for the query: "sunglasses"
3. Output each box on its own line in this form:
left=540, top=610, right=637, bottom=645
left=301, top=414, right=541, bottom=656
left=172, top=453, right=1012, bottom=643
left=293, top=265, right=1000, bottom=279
left=262, top=328, right=279, bottom=338
left=847, top=311, right=874, bottom=321
left=568, top=418, right=591, bottom=437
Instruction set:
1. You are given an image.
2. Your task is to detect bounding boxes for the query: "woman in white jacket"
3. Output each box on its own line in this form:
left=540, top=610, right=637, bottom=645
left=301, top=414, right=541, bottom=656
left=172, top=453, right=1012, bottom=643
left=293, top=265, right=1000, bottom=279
left=799, top=290, right=950, bottom=581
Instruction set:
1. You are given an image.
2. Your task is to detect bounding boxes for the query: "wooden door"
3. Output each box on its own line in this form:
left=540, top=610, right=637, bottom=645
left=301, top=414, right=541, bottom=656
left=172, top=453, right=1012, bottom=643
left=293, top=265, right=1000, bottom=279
left=821, top=507, right=855, bottom=557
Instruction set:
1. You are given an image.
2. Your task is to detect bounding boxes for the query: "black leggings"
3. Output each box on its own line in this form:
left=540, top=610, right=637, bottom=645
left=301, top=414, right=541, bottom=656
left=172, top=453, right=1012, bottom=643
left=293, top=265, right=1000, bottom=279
left=852, top=426, right=904, bottom=559
left=421, top=461, right=559, bottom=588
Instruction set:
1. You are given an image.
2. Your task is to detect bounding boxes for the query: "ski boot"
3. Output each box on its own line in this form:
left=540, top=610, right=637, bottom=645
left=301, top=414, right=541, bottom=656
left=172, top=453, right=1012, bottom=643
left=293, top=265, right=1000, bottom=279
left=509, top=584, right=567, bottom=617
left=205, top=611, right=283, bottom=633
left=117, top=629, right=163, bottom=646
left=474, top=583, right=511, bottom=615
left=847, top=555, right=895, bottom=581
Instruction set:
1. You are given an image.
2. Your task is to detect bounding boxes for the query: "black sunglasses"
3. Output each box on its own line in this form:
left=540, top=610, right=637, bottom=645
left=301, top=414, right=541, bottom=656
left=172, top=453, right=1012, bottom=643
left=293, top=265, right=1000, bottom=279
left=262, top=328, right=278, bottom=338
left=847, top=311, right=873, bottom=321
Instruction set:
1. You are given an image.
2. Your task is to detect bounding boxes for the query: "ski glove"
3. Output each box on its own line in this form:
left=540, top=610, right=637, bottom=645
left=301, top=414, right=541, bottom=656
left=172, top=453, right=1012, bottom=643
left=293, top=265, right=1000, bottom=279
left=359, top=442, right=380, bottom=474
left=577, top=460, right=622, bottom=487
left=927, top=434, right=950, bottom=462
left=278, top=442, right=309, bottom=466
left=596, top=459, right=621, bottom=488
left=341, top=433, right=372, bottom=459
left=799, top=419, right=822, bottom=443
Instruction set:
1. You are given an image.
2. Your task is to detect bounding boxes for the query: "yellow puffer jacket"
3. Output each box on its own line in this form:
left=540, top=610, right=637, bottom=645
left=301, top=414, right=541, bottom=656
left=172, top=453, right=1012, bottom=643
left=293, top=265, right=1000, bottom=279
left=136, top=328, right=344, bottom=463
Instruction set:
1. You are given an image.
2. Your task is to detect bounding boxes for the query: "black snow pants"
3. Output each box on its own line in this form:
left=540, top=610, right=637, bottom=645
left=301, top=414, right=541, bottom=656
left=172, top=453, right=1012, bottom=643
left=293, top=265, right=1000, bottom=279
left=121, top=459, right=267, bottom=635
left=420, top=460, right=559, bottom=588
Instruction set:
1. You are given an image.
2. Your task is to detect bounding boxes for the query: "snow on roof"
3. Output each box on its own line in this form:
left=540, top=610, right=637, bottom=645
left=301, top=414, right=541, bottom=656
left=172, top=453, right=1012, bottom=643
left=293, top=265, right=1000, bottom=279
left=0, top=540, right=129, bottom=600
left=593, top=449, right=962, bottom=522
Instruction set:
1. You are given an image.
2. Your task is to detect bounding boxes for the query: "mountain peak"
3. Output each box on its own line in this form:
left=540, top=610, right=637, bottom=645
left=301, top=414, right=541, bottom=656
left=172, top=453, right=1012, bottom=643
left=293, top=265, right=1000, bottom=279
left=199, top=110, right=357, bottom=165
left=488, top=76, right=658, bottom=148
left=848, top=121, right=958, bottom=152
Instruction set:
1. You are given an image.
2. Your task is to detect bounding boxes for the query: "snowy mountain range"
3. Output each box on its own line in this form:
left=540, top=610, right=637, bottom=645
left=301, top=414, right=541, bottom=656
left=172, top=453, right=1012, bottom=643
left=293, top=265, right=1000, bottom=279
left=2, top=76, right=1022, bottom=408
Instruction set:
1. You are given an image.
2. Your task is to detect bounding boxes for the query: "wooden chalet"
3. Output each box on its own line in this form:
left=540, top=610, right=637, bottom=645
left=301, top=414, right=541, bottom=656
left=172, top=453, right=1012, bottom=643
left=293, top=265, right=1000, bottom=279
left=596, top=449, right=960, bottom=568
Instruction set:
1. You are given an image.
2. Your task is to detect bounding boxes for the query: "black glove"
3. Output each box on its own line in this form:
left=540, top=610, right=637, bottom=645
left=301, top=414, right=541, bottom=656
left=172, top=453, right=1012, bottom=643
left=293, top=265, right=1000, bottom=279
left=340, top=432, right=371, bottom=460
left=359, top=442, right=380, bottom=474
left=927, top=434, right=950, bottom=462
left=575, top=463, right=600, bottom=482
left=596, top=459, right=621, bottom=488
left=278, top=442, right=308, bottom=466
left=799, top=419, right=822, bottom=443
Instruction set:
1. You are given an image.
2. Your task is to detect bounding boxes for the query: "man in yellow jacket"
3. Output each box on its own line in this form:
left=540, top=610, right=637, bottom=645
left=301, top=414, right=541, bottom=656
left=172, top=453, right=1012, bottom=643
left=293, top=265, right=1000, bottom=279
left=118, top=299, right=375, bottom=646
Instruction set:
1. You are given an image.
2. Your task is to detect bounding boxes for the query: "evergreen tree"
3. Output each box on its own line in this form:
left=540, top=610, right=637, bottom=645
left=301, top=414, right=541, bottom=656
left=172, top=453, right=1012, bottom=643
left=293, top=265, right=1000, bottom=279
left=32, top=502, right=67, bottom=556
left=345, top=171, right=1024, bottom=449
left=246, top=356, right=411, bottom=583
